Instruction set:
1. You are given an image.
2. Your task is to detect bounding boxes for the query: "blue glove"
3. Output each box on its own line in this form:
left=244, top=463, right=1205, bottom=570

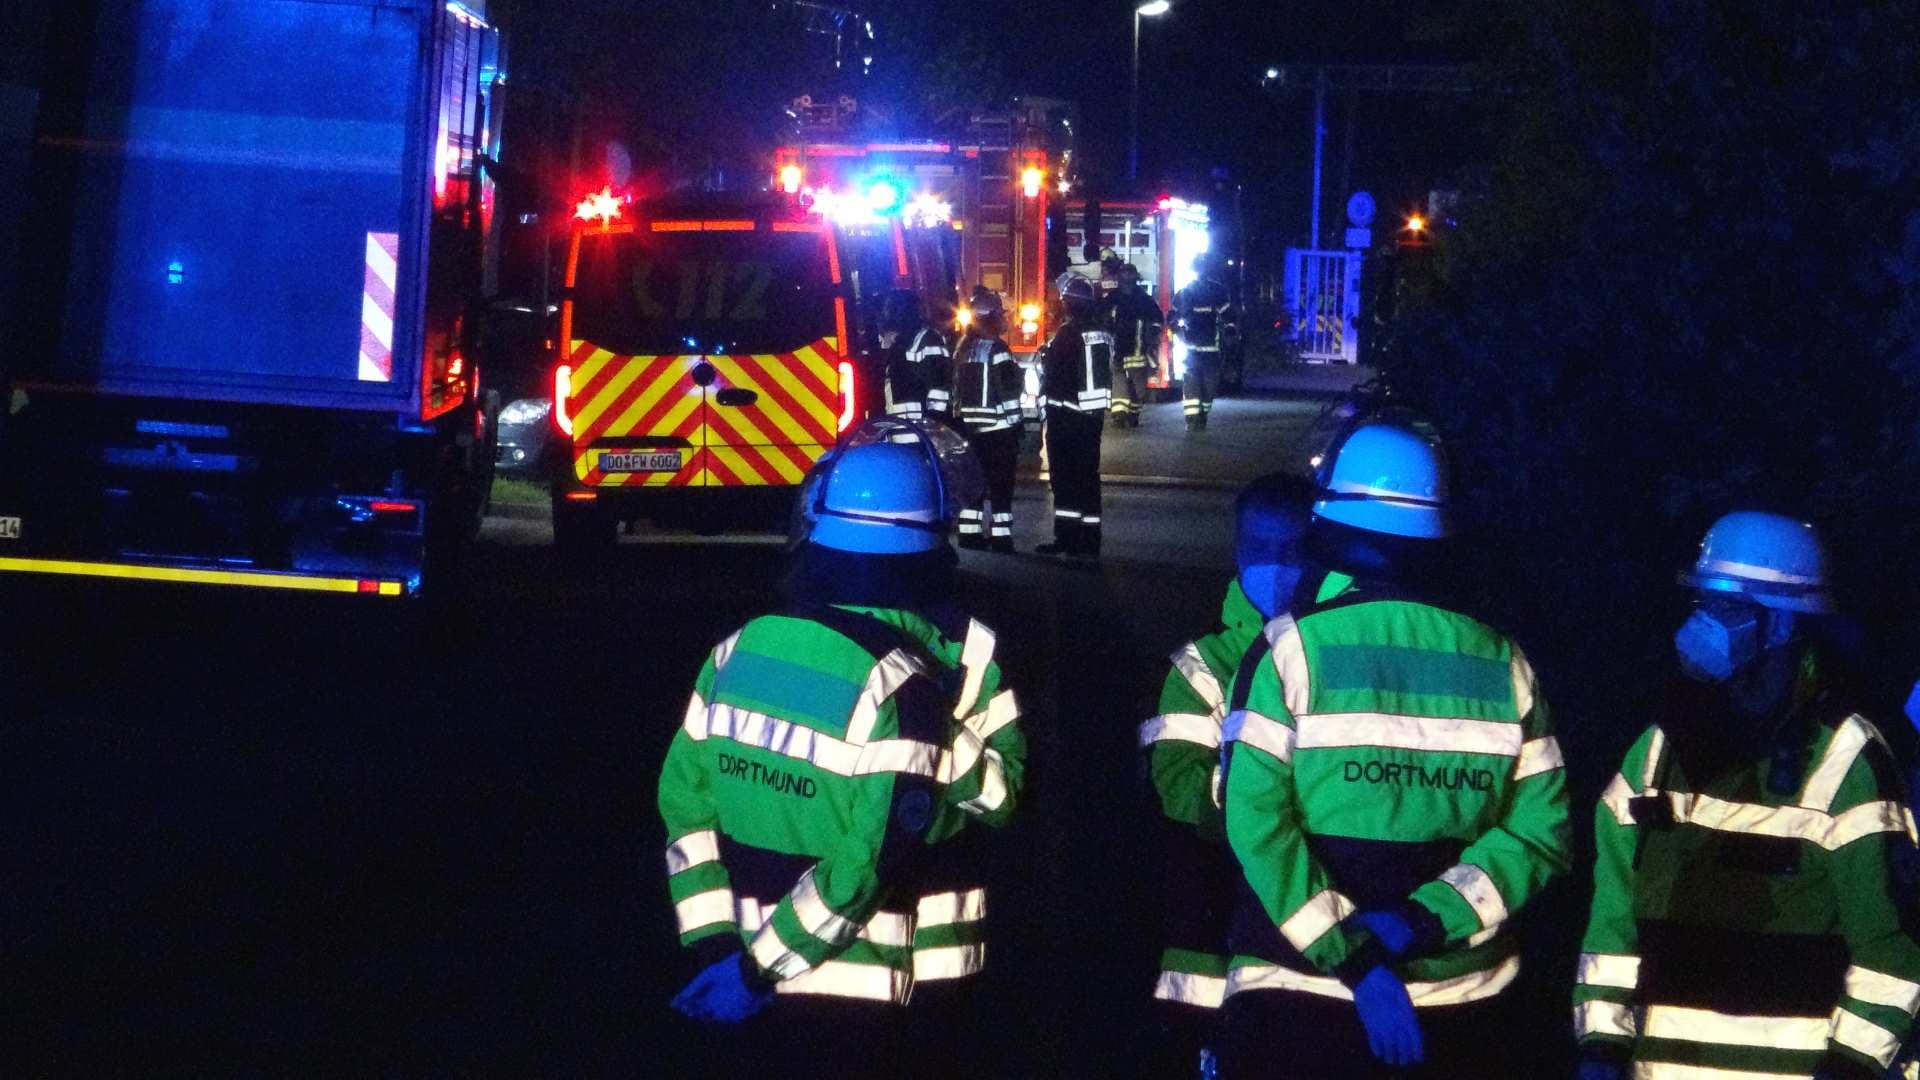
left=1351, top=965, right=1424, bottom=1067
left=671, top=953, right=775, bottom=1024
left=1575, top=1059, right=1625, bottom=1080
left=1353, top=910, right=1417, bottom=957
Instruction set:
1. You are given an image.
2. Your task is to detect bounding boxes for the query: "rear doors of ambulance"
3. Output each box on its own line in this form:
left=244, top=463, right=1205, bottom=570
left=558, top=216, right=848, bottom=492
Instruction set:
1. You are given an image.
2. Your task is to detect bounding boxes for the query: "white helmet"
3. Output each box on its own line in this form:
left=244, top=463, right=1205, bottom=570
left=793, top=418, right=982, bottom=554
left=1678, top=511, right=1833, bottom=613
left=1311, top=422, right=1451, bottom=539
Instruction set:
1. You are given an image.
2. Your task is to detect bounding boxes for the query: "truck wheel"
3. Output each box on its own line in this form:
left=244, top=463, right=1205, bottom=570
left=552, top=497, right=616, bottom=553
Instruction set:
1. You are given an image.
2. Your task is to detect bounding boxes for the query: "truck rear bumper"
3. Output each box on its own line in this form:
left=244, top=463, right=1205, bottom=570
left=0, top=556, right=409, bottom=597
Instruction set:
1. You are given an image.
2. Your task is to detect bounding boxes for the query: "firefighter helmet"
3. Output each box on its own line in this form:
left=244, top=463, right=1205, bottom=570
left=966, top=289, right=1006, bottom=334
left=1311, top=421, right=1451, bottom=539
left=1057, top=273, right=1098, bottom=317
left=1678, top=511, right=1833, bottom=613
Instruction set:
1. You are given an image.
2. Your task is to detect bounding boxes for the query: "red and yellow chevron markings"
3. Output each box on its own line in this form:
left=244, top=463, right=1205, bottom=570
left=566, top=339, right=841, bottom=488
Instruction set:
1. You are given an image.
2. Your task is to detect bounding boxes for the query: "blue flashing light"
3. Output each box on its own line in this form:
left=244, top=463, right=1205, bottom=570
left=866, top=179, right=902, bottom=214
left=166, top=260, right=185, bottom=285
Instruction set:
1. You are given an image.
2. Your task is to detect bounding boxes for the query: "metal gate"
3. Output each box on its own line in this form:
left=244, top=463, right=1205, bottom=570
left=1283, top=248, right=1362, bottom=364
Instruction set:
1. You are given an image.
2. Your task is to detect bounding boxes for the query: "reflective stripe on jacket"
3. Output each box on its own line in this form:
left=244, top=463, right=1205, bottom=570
left=1220, top=575, right=1572, bottom=1005
left=1174, top=278, right=1231, bottom=351
left=884, top=327, right=952, bottom=418
left=1104, top=288, right=1164, bottom=362
left=845, top=607, right=1025, bottom=985
left=1575, top=706, right=1920, bottom=1077
left=1142, top=581, right=1266, bottom=1008
left=658, top=605, right=1023, bottom=1003
left=1040, top=320, right=1113, bottom=413
left=951, top=334, right=1024, bottom=433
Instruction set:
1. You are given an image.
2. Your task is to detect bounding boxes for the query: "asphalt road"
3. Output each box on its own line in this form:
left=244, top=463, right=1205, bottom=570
left=19, top=385, right=1563, bottom=1078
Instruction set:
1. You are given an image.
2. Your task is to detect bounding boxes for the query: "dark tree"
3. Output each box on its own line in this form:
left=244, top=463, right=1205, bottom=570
left=1390, top=1, right=1920, bottom=746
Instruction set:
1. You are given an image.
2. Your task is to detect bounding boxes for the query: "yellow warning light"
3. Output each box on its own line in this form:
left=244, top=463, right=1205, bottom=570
left=1021, top=167, right=1045, bottom=199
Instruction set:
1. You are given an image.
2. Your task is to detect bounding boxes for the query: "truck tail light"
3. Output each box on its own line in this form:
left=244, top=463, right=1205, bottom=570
left=553, top=364, right=575, bottom=437
left=837, top=361, right=857, bottom=433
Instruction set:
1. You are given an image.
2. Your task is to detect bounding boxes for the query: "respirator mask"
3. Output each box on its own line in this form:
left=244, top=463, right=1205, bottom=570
left=1674, top=595, right=1778, bottom=684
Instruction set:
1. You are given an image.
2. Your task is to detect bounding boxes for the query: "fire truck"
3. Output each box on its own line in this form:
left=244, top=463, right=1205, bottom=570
left=1058, top=196, right=1213, bottom=393
left=772, top=96, right=1069, bottom=355
left=0, top=0, right=505, bottom=603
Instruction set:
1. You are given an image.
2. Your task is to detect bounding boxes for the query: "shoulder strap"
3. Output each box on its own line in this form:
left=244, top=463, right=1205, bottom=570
left=1228, top=632, right=1276, bottom=714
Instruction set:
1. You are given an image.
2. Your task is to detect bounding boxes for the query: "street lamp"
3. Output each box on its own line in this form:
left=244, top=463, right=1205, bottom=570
left=1129, top=1, right=1171, bottom=187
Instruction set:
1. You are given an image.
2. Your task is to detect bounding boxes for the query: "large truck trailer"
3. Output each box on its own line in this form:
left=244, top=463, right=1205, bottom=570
left=0, top=0, right=506, bottom=601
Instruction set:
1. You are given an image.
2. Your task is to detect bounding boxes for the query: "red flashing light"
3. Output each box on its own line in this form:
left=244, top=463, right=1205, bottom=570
left=564, top=491, right=598, bottom=502
left=369, top=500, right=417, bottom=514
left=357, top=580, right=382, bottom=594
left=779, top=164, right=804, bottom=194
left=553, top=364, right=575, bottom=437
left=575, top=186, right=624, bottom=225
left=1157, top=196, right=1174, bottom=211
left=837, top=361, right=858, bottom=433
left=447, top=347, right=465, bottom=378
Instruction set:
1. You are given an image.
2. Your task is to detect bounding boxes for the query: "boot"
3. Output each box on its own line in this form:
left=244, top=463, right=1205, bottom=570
left=989, top=537, right=1015, bottom=554
left=957, top=533, right=988, bottom=551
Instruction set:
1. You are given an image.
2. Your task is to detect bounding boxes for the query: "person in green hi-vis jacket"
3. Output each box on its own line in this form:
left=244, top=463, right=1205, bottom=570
left=1138, top=472, right=1317, bottom=1079
left=1216, top=421, right=1573, bottom=1079
left=1574, top=512, right=1920, bottom=1080
left=659, top=421, right=1025, bottom=1079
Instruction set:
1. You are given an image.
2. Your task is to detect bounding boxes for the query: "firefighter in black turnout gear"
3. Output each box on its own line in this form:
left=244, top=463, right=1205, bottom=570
left=1173, top=256, right=1232, bottom=432
left=878, top=290, right=951, bottom=421
left=950, top=291, right=1025, bottom=552
left=1036, top=275, right=1113, bottom=559
left=1104, top=263, right=1163, bottom=429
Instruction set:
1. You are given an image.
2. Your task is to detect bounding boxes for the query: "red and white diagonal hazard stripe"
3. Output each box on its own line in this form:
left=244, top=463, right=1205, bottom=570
left=359, top=232, right=400, bottom=383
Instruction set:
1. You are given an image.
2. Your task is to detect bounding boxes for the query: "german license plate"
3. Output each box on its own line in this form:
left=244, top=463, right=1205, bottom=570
left=598, top=451, right=682, bottom=473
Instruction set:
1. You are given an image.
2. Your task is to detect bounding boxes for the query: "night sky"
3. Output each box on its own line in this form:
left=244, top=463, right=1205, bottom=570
left=507, top=0, right=1485, bottom=249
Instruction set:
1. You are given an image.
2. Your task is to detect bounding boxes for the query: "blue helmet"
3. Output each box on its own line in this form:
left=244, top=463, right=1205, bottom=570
left=1678, top=511, right=1833, bottom=613
left=1311, top=421, right=1451, bottom=539
left=798, top=418, right=981, bottom=555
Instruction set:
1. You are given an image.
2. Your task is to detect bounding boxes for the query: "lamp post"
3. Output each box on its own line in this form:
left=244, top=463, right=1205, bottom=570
left=1129, top=0, right=1170, bottom=188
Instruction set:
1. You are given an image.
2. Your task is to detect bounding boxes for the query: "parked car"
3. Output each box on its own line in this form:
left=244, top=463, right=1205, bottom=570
left=495, top=398, right=553, bottom=476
